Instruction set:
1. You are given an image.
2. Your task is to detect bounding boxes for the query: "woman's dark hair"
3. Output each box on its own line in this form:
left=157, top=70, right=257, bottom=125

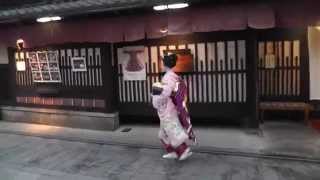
left=163, top=54, right=177, bottom=68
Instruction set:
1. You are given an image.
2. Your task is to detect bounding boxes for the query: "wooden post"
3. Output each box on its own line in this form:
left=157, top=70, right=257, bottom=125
left=7, top=47, right=17, bottom=105
left=300, top=28, right=310, bottom=102
left=102, top=43, right=117, bottom=113
left=246, top=29, right=259, bottom=128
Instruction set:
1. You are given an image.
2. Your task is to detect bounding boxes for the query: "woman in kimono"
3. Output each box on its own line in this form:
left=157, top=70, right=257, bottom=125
left=152, top=54, right=196, bottom=161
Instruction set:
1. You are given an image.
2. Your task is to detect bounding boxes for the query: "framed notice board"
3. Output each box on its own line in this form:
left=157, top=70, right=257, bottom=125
left=28, top=51, right=61, bottom=83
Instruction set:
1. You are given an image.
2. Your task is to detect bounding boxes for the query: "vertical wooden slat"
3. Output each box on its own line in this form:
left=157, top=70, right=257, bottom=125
left=96, top=47, right=102, bottom=86
left=73, top=49, right=79, bottom=87
left=274, top=41, right=279, bottom=96
left=138, top=80, right=142, bottom=102
left=228, top=41, right=236, bottom=102
left=188, top=75, right=193, bottom=103
left=217, top=42, right=224, bottom=102
left=188, top=44, right=197, bottom=103
left=197, top=43, right=205, bottom=103
left=186, top=44, right=194, bottom=103
left=280, top=41, right=287, bottom=96
left=207, top=43, right=214, bottom=102
left=194, top=43, right=200, bottom=102
left=60, top=50, right=65, bottom=86
left=147, top=46, right=152, bottom=103
left=118, top=64, right=123, bottom=102
left=26, top=52, right=31, bottom=86
left=293, top=40, right=301, bottom=96
left=117, top=48, right=123, bottom=102
left=264, top=41, right=268, bottom=96
left=125, top=80, right=129, bottom=102
left=204, top=43, right=209, bottom=103
left=156, top=45, right=162, bottom=96
left=96, top=47, right=101, bottom=66
left=192, top=74, right=197, bottom=103
left=266, top=41, right=273, bottom=96
left=140, top=80, right=145, bottom=103
left=234, top=41, right=239, bottom=102
left=78, top=48, right=83, bottom=86
left=27, top=52, right=32, bottom=86
left=242, top=58, right=247, bottom=102
left=144, top=62, right=148, bottom=102
left=237, top=41, right=242, bottom=102
left=293, top=40, right=300, bottom=96
left=290, top=41, right=294, bottom=96
left=88, top=48, right=94, bottom=87
left=121, top=64, right=125, bottom=102
left=67, top=49, right=73, bottom=87
left=212, top=71, right=216, bottom=103
left=85, top=48, right=90, bottom=87
left=16, top=53, right=20, bottom=85
left=96, top=68, right=100, bottom=87
left=80, top=48, right=87, bottom=87
left=65, top=50, right=70, bottom=86
left=127, top=81, right=131, bottom=102
left=93, top=48, right=98, bottom=87
left=132, top=80, right=136, bottom=102
left=284, top=41, right=291, bottom=96
left=214, top=43, right=219, bottom=103
left=271, top=42, right=276, bottom=96
left=223, top=42, right=228, bottom=102
left=238, top=40, right=246, bottom=102
left=279, top=41, right=283, bottom=96
left=147, top=76, right=151, bottom=102
left=152, top=62, right=157, bottom=102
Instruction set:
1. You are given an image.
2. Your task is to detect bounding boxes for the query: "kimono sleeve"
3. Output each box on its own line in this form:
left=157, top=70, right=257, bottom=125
left=161, top=75, right=177, bottom=98
left=151, top=74, right=176, bottom=110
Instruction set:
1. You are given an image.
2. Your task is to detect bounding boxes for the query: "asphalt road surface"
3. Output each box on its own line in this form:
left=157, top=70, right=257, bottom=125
left=0, top=133, right=319, bottom=180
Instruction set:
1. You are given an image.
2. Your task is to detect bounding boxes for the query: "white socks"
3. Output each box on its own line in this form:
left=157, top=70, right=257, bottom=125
left=162, top=152, right=178, bottom=159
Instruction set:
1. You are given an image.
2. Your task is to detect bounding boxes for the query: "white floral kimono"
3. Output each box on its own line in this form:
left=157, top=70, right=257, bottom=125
left=152, top=70, right=189, bottom=148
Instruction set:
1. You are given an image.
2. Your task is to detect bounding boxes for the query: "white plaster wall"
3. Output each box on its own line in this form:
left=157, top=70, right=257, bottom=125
left=0, top=43, right=8, bottom=64
left=308, top=27, right=320, bottom=100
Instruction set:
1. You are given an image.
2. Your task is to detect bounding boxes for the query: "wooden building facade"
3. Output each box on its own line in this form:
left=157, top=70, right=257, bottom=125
left=0, top=1, right=317, bottom=129
left=0, top=27, right=309, bottom=129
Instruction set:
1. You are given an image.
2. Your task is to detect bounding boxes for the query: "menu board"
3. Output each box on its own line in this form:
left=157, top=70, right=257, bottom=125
left=28, top=51, right=61, bottom=83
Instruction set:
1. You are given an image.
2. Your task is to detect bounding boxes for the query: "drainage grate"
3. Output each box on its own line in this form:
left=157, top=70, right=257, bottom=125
left=121, top=128, right=132, bottom=132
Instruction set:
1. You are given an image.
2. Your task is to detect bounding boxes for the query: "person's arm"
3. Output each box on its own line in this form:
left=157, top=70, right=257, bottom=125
left=160, top=75, right=176, bottom=98
left=151, top=74, right=176, bottom=109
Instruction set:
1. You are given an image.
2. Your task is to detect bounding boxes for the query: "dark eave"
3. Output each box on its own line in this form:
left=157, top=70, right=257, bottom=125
left=0, top=0, right=310, bottom=24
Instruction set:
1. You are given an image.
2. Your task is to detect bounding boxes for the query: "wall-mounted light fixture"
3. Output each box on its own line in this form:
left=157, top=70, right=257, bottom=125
left=160, top=27, right=168, bottom=34
left=16, top=38, right=24, bottom=50
left=153, top=5, right=168, bottom=11
left=37, top=16, right=62, bottom=23
left=168, top=3, right=189, bottom=9
left=153, top=3, right=189, bottom=11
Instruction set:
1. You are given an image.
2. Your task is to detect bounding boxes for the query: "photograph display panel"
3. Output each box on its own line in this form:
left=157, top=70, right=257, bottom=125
left=28, top=51, right=61, bottom=83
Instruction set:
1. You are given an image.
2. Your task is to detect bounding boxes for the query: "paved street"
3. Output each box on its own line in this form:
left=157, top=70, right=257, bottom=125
left=0, top=133, right=319, bottom=180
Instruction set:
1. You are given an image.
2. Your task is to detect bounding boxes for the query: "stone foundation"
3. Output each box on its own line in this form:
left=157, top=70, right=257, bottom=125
left=0, top=106, right=119, bottom=131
